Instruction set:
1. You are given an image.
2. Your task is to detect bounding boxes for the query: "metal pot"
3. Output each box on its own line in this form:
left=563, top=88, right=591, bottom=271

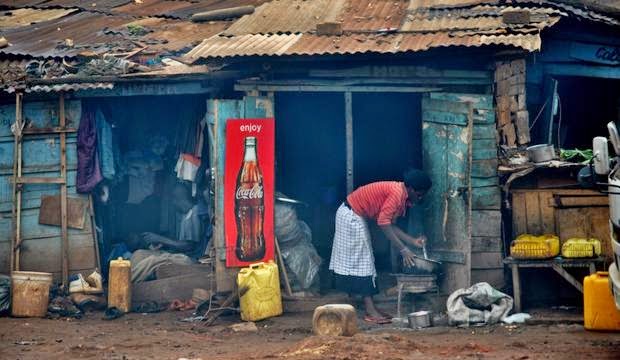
left=410, top=255, right=442, bottom=274
left=408, top=310, right=433, bottom=328
left=527, top=144, right=557, bottom=163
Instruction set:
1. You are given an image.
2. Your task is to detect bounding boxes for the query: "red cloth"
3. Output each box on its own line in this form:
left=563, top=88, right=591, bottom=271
left=346, top=181, right=408, bottom=225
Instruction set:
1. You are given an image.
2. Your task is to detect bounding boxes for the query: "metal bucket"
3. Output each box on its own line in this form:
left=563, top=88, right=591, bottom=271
left=407, top=310, right=433, bottom=328
left=11, top=271, right=52, bottom=317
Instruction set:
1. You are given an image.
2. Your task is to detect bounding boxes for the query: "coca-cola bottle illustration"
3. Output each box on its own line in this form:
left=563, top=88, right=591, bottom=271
left=235, top=136, right=265, bottom=261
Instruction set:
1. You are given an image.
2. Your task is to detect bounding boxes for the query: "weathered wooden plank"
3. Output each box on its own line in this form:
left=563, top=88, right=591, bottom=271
left=539, top=191, right=556, bottom=234
left=0, top=233, right=96, bottom=276
left=515, top=110, right=530, bottom=144
left=471, top=236, right=503, bottom=252
left=471, top=210, right=501, bottom=237
left=422, top=110, right=468, bottom=125
left=472, top=108, right=495, bottom=124
left=472, top=177, right=499, bottom=188
left=471, top=252, right=504, bottom=269
left=473, top=139, right=496, bottom=152
left=512, top=192, right=527, bottom=237
left=472, top=159, right=498, bottom=178
left=524, top=192, right=543, bottom=234
left=0, top=100, right=81, bottom=138
left=549, top=195, right=608, bottom=207
left=473, top=124, right=496, bottom=140
left=472, top=186, right=501, bottom=210
left=132, top=273, right=215, bottom=305
left=472, top=148, right=497, bottom=160
left=422, top=97, right=470, bottom=114
left=429, top=93, right=493, bottom=110
left=39, top=195, right=87, bottom=230
left=471, top=268, right=505, bottom=288
left=155, top=263, right=214, bottom=280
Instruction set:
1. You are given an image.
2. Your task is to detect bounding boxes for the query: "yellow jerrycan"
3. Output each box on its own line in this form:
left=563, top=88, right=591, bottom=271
left=108, top=257, right=132, bottom=313
left=584, top=272, right=620, bottom=331
left=237, top=260, right=283, bottom=321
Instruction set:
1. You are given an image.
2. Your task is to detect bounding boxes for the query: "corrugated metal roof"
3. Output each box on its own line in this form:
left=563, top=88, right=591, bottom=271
left=0, top=11, right=133, bottom=58
left=0, top=8, right=77, bottom=30
left=223, top=0, right=344, bottom=35
left=112, top=0, right=270, bottom=19
left=186, top=31, right=542, bottom=59
left=339, top=0, right=408, bottom=31
left=24, top=82, right=114, bottom=93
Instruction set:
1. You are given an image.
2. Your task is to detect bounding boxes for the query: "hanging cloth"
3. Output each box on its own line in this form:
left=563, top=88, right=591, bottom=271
left=76, top=103, right=102, bottom=193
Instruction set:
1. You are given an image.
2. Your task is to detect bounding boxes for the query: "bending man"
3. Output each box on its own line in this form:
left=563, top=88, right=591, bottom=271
left=329, top=168, right=432, bottom=324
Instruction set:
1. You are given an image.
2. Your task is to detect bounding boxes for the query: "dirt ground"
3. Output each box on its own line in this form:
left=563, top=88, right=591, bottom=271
left=1, top=311, right=620, bottom=360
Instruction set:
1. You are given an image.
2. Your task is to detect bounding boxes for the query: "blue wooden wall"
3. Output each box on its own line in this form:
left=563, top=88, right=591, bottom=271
left=0, top=100, right=96, bottom=280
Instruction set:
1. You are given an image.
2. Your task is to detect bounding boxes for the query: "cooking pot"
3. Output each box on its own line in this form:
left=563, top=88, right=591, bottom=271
left=527, top=144, right=557, bottom=163
left=408, top=311, right=433, bottom=328
left=408, top=255, right=442, bottom=274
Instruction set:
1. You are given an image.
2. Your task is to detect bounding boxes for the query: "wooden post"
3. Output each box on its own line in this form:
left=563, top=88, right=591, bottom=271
left=11, top=92, right=23, bottom=271
left=345, top=92, right=353, bottom=194
left=511, top=263, right=521, bottom=312
left=59, top=93, right=69, bottom=290
left=275, top=238, right=293, bottom=296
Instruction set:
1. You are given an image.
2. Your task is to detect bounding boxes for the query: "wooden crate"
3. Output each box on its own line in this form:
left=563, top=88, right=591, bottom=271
left=512, top=189, right=611, bottom=261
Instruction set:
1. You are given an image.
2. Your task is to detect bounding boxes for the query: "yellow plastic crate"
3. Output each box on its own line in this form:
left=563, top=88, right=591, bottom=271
left=510, top=234, right=560, bottom=259
left=561, top=238, right=602, bottom=258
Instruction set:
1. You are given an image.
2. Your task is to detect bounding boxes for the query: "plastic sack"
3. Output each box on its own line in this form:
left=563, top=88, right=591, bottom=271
left=0, top=275, right=10, bottom=313
left=275, top=202, right=300, bottom=243
left=447, top=282, right=513, bottom=327
left=279, top=221, right=322, bottom=290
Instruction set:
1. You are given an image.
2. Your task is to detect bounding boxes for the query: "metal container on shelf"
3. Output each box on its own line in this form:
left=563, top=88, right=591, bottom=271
left=527, top=144, right=557, bottom=163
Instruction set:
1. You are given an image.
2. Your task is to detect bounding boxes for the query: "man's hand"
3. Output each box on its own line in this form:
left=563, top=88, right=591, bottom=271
left=411, top=235, right=427, bottom=248
left=401, top=247, right=416, bottom=268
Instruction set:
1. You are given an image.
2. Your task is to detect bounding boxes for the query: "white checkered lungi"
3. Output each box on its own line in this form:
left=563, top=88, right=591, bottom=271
left=329, top=203, right=376, bottom=278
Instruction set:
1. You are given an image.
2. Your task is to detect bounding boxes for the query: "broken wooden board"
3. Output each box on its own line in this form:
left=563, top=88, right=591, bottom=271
left=39, top=195, right=87, bottom=230
left=132, top=273, right=215, bottom=305
left=155, top=263, right=213, bottom=280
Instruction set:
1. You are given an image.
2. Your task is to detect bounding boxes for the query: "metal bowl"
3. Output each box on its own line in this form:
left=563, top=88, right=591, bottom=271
left=403, top=255, right=442, bottom=274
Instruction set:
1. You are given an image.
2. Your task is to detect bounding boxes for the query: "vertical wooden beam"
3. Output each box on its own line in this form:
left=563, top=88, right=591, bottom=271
left=59, top=93, right=69, bottom=290
left=511, top=263, right=521, bottom=312
left=345, top=92, right=353, bottom=193
left=11, top=92, right=23, bottom=272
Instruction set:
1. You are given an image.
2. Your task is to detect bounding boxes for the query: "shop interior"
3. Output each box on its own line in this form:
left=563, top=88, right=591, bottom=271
left=274, top=91, right=423, bottom=290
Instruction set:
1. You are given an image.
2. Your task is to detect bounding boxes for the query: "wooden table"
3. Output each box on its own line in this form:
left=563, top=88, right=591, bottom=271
left=503, top=257, right=604, bottom=312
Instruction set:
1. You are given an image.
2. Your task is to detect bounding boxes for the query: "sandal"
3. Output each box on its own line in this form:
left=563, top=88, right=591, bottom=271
left=364, top=315, right=392, bottom=325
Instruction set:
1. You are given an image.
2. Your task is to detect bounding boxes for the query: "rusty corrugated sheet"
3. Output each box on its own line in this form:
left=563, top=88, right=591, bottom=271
left=112, top=0, right=269, bottom=19
left=223, top=0, right=346, bottom=35
left=0, top=8, right=78, bottom=30
left=0, top=11, right=133, bottom=58
left=0, top=0, right=49, bottom=9
left=34, top=0, right=132, bottom=12
left=186, top=31, right=541, bottom=60
left=339, top=0, right=408, bottom=31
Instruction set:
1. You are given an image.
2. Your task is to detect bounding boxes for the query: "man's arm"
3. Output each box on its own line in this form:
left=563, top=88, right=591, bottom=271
left=392, top=227, right=426, bottom=248
left=379, top=224, right=416, bottom=267
left=141, top=232, right=195, bottom=252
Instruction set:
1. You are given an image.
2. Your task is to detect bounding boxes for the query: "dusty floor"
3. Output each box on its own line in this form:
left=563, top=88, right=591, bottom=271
left=0, top=311, right=619, bottom=360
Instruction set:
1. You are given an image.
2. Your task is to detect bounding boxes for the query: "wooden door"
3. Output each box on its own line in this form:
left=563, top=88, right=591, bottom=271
left=422, top=92, right=474, bottom=294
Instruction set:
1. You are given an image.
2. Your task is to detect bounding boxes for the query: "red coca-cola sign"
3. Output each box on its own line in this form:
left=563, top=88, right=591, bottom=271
left=225, top=119, right=275, bottom=267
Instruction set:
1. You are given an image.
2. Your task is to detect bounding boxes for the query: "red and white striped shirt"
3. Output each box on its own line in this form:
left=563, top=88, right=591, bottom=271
left=347, top=181, right=409, bottom=226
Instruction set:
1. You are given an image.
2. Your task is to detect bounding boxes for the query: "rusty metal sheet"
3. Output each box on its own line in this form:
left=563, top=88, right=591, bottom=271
left=186, top=31, right=542, bottom=60
left=0, top=12, right=133, bottom=58
left=112, top=0, right=269, bottom=19
left=0, top=0, right=49, bottom=8
left=223, top=0, right=346, bottom=35
left=36, top=0, right=132, bottom=11
left=339, top=0, right=408, bottom=31
left=0, top=8, right=78, bottom=30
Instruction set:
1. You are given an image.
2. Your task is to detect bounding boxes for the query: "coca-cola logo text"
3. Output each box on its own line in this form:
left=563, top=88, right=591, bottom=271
left=236, top=184, right=264, bottom=200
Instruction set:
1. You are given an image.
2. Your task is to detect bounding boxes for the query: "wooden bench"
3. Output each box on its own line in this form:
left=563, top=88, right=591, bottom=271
left=503, top=257, right=604, bottom=312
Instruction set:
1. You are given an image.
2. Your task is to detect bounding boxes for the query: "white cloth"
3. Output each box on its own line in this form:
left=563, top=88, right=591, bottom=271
left=329, top=203, right=376, bottom=277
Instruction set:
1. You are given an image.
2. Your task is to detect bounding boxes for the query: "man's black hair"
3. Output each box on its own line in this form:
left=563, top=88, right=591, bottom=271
left=403, top=168, right=432, bottom=191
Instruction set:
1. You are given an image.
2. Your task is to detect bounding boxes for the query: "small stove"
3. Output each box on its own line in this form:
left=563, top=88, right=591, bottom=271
left=391, top=273, right=438, bottom=321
